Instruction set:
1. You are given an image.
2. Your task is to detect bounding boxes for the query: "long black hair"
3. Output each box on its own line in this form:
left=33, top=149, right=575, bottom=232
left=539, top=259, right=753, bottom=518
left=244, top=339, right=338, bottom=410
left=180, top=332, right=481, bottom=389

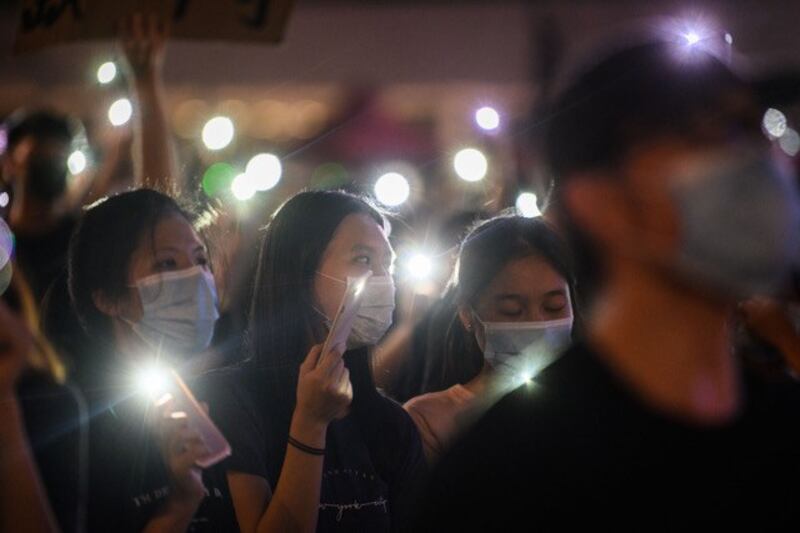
left=67, top=189, right=200, bottom=384
left=424, top=214, right=579, bottom=392
left=248, top=189, right=386, bottom=407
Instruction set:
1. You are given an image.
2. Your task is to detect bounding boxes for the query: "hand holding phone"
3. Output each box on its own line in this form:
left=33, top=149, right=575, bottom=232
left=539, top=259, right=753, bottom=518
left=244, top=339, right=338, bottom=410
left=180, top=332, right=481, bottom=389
left=157, top=370, right=231, bottom=468
left=319, top=271, right=373, bottom=360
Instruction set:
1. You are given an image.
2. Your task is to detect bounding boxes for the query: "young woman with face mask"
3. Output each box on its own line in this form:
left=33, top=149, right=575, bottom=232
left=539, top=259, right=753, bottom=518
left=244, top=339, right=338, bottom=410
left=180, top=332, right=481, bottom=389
left=199, top=190, right=427, bottom=533
left=404, top=214, right=578, bottom=463
left=67, top=189, right=235, bottom=532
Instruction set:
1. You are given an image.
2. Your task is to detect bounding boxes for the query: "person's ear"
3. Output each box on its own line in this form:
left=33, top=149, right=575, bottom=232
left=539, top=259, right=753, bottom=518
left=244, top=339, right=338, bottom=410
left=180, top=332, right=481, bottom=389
left=562, top=173, right=638, bottom=253
left=92, top=290, right=122, bottom=318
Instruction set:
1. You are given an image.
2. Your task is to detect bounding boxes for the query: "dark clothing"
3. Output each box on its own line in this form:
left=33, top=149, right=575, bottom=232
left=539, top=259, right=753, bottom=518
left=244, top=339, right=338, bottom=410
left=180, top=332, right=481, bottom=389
left=41, top=270, right=85, bottom=366
left=385, top=292, right=458, bottom=403
left=17, top=373, right=86, bottom=533
left=83, top=386, right=238, bottom=532
left=416, top=342, right=800, bottom=531
left=15, top=215, right=77, bottom=304
left=199, top=355, right=428, bottom=532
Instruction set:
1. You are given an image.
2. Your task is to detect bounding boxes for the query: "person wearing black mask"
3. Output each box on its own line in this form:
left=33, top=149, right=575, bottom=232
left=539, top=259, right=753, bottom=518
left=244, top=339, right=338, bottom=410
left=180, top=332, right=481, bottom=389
left=1, top=110, right=80, bottom=303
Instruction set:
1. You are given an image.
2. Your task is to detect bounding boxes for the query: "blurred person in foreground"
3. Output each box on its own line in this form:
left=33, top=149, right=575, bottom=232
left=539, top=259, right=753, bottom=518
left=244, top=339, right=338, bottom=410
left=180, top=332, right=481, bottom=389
left=415, top=38, right=800, bottom=530
left=1, top=263, right=85, bottom=532
left=0, top=299, right=62, bottom=533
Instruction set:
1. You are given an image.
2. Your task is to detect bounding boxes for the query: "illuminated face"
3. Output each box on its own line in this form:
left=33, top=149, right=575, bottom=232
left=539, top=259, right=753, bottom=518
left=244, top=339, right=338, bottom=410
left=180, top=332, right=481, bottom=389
left=314, top=213, right=395, bottom=320
left=113, top=214, right=210, bottom=323
left=461, top=255, right=573, bottom=352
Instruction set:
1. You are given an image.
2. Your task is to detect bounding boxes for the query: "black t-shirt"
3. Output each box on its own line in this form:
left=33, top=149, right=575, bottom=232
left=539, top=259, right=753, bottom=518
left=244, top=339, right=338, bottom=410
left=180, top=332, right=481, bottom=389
left=416, top=342, right=800, bottom=531
left=198, top=358, right=428, bottom=532
left=17, top=373, right=86, bottom=533
left=14, top=215, right=77, bottom=304
left=84, top=390, right=238, bottom=533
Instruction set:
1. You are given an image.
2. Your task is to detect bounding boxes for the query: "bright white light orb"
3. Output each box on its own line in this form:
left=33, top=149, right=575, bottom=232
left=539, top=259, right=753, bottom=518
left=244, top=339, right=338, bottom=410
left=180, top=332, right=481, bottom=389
left=475, top=106, right=500, bottom=131
left=453, top=148, right=488, bottom=182
left=374, top=172, right=410, bottom=206
left=202, top=116, right=235, bottom=151
left=67, top=150, right=87, bottom=174
left=684, top=31, right=701, bottom=45
left=136, top=366, right=170, bottom=399
left=763, top=108, right=788, bottom=139
left=108, top=98, right=133, bottom=126
left=516, top=192, right=541, bottom=218
left=231, top=173, right=256, bottom=201
left=405, top=253, right=433, bottom=281
left=724, top=32, right=734, bottom=45
left=97, top=61, right=117, bottom=84
left=0, top=192, right=8, bottom=208
left=779, top=128, right=800, bottom=157
left=245, top=153, right=282, bottom=191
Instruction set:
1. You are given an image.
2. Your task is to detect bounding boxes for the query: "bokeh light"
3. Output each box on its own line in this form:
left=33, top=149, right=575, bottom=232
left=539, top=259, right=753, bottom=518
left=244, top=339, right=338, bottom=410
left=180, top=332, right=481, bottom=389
left=289, top=100, right=330, bottom=140
left=779, top=128, right=800, bottom=157
left=108, top=98, right=133, bottom=126
left=405, top=252, right=433, bottom=281
left=684, top=31, right=701, bottom=45
left=0, top=217, right=13, bottom=270
left=516, top=192, right=541, bottom=218
left=0, top=192, right=9, bottom=208
left=97, top=61, right=117, bottom=84
left=245, top=153, right=282, bottom=191
left=0, top=186, right=13, bottom=295
left=135, top=365, right=170, bottom=399
left=201, top=162, right=237, bottom=198
left=763, top=108, right=788, bottom=139
left=453, top=148, right=488, bottom=182
left=252, top=100, right=290, bottom=141
left=231, top=173, right=256, bottom=201
left=67, top=150, right=87, bottom=175
left=374, top=172, right=410, bottom=207
left=311, top=162, right=349, bottom=190
left=202, top=116, right=235, bottom=150
left=475, top=106, right=500, bottom=131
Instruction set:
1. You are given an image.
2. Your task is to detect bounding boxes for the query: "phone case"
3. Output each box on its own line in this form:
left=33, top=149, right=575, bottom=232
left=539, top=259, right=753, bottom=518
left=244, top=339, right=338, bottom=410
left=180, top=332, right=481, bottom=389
left=320, top=271, right=373, bottom=358
left=169, top=370, right=232, bottom=468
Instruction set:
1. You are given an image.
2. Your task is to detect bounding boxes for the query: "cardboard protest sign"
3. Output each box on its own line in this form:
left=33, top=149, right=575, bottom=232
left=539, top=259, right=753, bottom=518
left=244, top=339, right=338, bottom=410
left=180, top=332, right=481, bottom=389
left=14, top=0, right=295, bottom=53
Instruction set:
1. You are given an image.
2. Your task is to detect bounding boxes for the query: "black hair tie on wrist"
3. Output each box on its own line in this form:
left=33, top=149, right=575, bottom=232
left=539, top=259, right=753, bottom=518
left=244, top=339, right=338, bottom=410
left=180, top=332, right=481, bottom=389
left=287, top=435, right=326, bottom=456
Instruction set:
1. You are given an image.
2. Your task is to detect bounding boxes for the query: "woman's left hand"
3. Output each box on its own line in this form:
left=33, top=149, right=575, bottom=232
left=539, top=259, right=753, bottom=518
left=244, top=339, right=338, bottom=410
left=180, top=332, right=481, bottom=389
left=154, top=399, right=208, bottom=507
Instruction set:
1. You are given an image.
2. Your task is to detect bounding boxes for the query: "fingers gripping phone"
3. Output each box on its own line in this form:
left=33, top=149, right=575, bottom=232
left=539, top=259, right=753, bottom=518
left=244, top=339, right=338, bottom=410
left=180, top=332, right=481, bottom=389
left=319, top=271, right=373, bottom=360
left=165, top=370, right=231, bottom=468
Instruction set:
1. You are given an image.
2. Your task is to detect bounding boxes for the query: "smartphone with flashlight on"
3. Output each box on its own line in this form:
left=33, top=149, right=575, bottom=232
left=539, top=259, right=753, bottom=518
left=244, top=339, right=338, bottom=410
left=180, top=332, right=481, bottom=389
left=163, top=370, right=231, bottom=468
left=319, top=270, right=373, bottom=361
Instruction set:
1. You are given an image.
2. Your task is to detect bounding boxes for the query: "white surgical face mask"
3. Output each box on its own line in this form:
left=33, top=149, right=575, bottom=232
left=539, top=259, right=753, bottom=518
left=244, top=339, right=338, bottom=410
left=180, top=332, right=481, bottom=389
left=670, top=149, right=800, bottom=297
left=126, top=266, right=219, bottom=355
left=474, top=312, right=573, bottom=383
left=317, top=271, right=396, bottom=349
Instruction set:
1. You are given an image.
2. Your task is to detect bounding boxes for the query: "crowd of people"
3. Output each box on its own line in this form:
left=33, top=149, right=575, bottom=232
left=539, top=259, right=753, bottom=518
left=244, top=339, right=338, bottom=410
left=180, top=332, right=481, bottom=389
left=2, top=18, right=800, bottom=533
